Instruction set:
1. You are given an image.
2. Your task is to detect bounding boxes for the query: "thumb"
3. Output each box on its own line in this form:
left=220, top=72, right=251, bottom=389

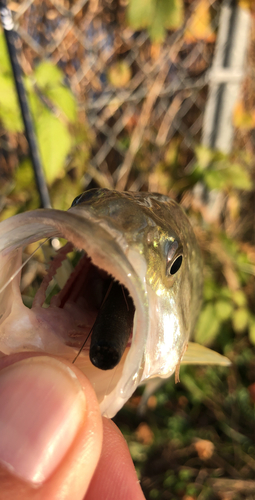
left=0, top=354, right=103, bottom=500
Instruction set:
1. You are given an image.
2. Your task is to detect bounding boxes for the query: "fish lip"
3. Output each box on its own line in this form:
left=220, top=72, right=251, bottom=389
left=0, top=207, right=149, bottom=417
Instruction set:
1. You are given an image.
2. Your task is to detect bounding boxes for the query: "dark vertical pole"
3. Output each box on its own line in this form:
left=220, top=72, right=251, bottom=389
left=0, top=1, right=52, bottom=209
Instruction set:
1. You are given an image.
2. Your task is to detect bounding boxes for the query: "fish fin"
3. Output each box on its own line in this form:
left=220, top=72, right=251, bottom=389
left=181, top=342, right=231, bottom=366
left=175, top=366, right=180, bottom=384
left=175, top=342, right=188, bottom=383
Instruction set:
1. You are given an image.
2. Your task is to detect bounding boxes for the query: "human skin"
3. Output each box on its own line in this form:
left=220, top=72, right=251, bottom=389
left=0, top=353, right=145, bottom=500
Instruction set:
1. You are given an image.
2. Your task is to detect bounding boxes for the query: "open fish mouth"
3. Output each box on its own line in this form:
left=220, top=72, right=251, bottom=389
left=32, top=241, right=135, bottom=371
left=0, top=201, right=149, bottom=417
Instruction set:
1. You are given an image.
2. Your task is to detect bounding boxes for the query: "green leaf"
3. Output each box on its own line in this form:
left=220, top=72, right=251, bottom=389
left=248, top=317, right=255, bottom=346
left=33, top=61, right=77, bottom=122
left=194, top=145, right=252, bottom=192
left=35, top=61, right=63, bottom=87
left=127, top=0, right=183, bottom=42
left=215, top=300, right=233, bottom=321
left=220, top=287, right=233, bottom=300
left=27, top=86, right=45, bottom=117
left=14, top=159, right=34, bottom=190
left=195, top=303, right=220, bottom=345
left=157, top=0, right=184, bottom=31
left=204, top=169, right=226, bottom=190
left=149, top=13, right=166, bottom=43
left=195, top=145, right=214, bottom=169
left=46, top=86, right=77, bottom=123
left=127, top=0, right=154, bottom=29
left=51, top=177, right=82, bottom=210
left=225, top=163, right=252, bottom=191
left=203, top=278, right=219, bottom=300
left=204, top=162, right=252, bottom=191
left=36, top=111, right=72, bottom=184
left=180, top=372, right=206, bottom=402
left=232, top=290, right=247, bottom=307
left=232, top=307, right=249, bottom=333
left=11, top=159, right=37, bottom=206
left=0, top=32, right=12, bottom=73
left=0, top=74, right=23, bottom=131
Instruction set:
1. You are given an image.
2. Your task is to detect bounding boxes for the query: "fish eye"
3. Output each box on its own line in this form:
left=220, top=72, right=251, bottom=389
left=165, top=240, right=183, bottom=276
left=169, top=255, right=183, bottom=275
left=166, top=250, right=183, bottom=276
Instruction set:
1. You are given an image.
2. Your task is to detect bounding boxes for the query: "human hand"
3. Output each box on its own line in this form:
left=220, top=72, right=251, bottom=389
left=0, top=354, right=146, bottom=500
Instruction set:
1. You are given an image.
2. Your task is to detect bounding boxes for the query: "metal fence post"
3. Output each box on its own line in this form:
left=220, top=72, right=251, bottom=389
left=202, top=0, right=251, bottom=153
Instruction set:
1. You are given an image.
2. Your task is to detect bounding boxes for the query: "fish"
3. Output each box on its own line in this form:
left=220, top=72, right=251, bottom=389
left=0, top=188, right=230, bottom=418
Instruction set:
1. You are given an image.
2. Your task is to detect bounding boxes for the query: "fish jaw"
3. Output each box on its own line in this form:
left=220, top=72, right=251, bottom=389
left=0, top=208, right=151, bottom=417
left=142, top=285, right=187, bottom=382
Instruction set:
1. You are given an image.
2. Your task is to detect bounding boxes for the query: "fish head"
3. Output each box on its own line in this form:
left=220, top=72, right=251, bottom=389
left=71, top=190, right=203, bottom=382
left=0, top=189, right=203, bottom=417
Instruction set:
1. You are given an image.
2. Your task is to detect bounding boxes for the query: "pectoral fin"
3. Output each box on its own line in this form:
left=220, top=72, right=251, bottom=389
left=182, top=342, right=231, bottom=366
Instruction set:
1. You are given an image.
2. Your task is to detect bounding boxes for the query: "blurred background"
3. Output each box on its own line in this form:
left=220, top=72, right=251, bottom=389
left=0, top=0, right=254, bottom=499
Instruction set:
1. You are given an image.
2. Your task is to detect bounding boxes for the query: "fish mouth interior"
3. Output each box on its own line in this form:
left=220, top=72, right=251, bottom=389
left=23, top=240, right=135, bottom=371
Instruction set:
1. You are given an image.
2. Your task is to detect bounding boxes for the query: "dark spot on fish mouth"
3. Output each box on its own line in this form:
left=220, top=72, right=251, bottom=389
left=89, top=280, right=135, bottom=370
left=29, top=242, right=135, bottom=371
left=90, top=345, right=123, bottom=371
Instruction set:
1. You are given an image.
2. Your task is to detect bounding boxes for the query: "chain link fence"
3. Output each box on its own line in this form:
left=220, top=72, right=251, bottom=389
left=2, top=0, right=253, bottom=193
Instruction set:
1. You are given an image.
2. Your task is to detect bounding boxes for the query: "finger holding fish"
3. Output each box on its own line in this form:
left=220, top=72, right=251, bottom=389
left=0, top=352, right=145, bottom=500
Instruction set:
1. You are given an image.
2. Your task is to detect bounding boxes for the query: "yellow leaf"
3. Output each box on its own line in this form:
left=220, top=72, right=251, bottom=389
left=108, top=61, right=132, bottom=88
left=233, top=101, right=255, bottom=131
left=184, top=0, right=216, bottom=43
left=238, top=0, right=255, bottom=11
